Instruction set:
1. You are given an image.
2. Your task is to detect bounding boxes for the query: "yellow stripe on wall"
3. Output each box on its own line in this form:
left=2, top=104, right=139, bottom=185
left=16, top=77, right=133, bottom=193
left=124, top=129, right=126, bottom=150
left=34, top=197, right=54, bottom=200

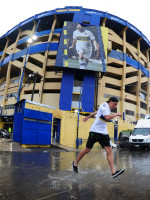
left=69, top=9, right=80, bottom=11
left=56, top=9, right=67, bottom=12
left=64, top=21, right=67, bottom=26
left=65, top=60, right=68, bottom=67
left=64, top=49, right=68, bottom=55
left=64, top=39, right=67, bottom=45
left=101, top=27, right=108, bottom=60
left=64, top=30, right=67, bottom=35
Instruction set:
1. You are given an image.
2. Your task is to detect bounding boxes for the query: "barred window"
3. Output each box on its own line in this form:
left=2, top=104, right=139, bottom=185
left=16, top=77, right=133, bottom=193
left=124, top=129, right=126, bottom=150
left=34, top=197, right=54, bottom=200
left=140, top=92, right=146, bottom=101
left=140, top=114, right=145, bottom=119
left=125, top=110, right=134, bottom=116
left=6, top=93, right=18, bottom=98
left=10, top=79, right=20, bottom=84
left=0, top=82, right=6, bottom=88
left=0, top=96, right=3, bottom=100
left=140, top=102, right=147, bottom=110
left=5, top=104, right=15, bottom=109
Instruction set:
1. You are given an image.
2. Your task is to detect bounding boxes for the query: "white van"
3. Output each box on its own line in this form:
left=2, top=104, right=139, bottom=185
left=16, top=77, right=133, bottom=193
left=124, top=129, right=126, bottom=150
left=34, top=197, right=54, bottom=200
left=129, top=119, right=150, bottom=150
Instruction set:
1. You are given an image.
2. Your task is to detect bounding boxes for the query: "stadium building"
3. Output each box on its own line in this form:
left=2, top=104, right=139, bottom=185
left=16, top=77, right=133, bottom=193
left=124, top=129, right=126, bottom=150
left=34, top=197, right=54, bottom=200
left=0, top=6, right=149, bottom=147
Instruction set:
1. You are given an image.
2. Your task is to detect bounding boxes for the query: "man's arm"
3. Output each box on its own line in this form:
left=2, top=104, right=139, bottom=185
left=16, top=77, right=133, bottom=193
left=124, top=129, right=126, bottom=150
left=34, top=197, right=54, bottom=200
left=69, top=39, right=77, bottom=49
left=92, top=40, right=98, bottom=51
left=104, top=113, right=122, bottom=121
left=83, top=111, right=97, bottom=122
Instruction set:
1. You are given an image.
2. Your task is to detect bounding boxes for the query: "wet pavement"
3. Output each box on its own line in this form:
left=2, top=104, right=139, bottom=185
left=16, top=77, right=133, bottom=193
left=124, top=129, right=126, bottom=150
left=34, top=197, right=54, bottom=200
left=0, top=138, right=150, bottom=200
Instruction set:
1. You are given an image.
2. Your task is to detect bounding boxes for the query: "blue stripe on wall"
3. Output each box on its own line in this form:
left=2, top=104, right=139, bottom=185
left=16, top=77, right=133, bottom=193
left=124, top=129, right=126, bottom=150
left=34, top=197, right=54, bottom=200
left=59, top=70, right=74, bottom=110
left=108, top=50, right=149, bottom=77
left=0, top=42, right=58, bottom=68
left=126, top=55, right=139, bottom=69
left=108, top=50, right=124, bottom=61
left=82, top=71, right=95, bottom=112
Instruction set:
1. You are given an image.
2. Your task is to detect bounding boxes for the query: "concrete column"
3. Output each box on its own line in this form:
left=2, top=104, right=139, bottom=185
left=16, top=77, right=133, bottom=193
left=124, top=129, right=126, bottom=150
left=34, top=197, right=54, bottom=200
left=39, top=15, right=57, bottom=103
left=136, top=38, right=142, bottom=121
left=146, top=49, right=150, bottom=114
left=19, top=20, right=38, bottom=98
left=2, top=29, right=22, bottom=114
left=0, top=38, right=10, bottom=61
left=102, top=17, right=107, bottom=27
left=121, top=27, right=128, bottom=120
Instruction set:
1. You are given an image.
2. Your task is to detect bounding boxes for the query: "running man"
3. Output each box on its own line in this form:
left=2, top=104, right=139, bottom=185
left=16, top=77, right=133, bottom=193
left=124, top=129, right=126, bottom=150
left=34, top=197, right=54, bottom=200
left=69, top=24, right=98, bottom=69
left=72, top=96, right=124, bottom=178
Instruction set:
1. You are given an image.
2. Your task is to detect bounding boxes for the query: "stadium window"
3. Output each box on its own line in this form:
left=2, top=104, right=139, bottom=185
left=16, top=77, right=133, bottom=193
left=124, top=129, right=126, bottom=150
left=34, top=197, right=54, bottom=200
left=125, top=110, right=134, bottom=116
left=140, top=114, right=145, bottom=119
left=140, top=102, right=147, bottom=110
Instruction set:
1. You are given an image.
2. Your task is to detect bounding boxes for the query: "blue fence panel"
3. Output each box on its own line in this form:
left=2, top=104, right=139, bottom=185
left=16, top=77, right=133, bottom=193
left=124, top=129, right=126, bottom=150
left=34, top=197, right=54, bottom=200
left=140, top=64, right=149, bottom=77
left=18, top=37, right=30, bottom=45
left=24, top=108, right=52, bottom=121
left=22, top=128, right=37, bottom=144
left=126, top=55, right=139, bottom=70
left=108, top=50, right=124, bottom=61
left=38, top=122, right=51, bottom=131
left=37, top=130, right=51, bottom=145
left=29, top=43, right=47, bottom=54
left=48, top=42, right=59, bottom=51
left=2, top=54, right=12, bottom=65
left=23, top=120, right=38, bottom=130
left=12, top=48, right=28, bottom=61
left=0, top=50, right=3, bottom=56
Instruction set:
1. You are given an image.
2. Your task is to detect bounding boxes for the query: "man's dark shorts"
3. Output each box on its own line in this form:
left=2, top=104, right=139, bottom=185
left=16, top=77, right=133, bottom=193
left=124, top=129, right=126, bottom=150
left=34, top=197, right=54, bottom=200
left=86, top=131, right=111, bottom=149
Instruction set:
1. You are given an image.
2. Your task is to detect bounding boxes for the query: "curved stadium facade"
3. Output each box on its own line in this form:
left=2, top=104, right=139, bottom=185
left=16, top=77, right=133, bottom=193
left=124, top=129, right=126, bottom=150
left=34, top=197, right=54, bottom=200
left=0, top=6, right=150, bottom=128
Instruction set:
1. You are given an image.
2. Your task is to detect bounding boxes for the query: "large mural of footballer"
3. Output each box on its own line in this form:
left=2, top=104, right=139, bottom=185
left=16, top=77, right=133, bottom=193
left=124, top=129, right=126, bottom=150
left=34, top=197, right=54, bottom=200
left=69, top=23, right=98, bottom=69
left=56, top=21, right=107, bottom=72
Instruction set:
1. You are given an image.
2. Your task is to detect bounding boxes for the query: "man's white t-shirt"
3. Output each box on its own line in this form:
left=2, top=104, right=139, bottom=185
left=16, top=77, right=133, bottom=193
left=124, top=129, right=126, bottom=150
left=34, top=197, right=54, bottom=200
left=90, top=102, right=111, bottom=135
left=73, top=29, right=95, bottom=49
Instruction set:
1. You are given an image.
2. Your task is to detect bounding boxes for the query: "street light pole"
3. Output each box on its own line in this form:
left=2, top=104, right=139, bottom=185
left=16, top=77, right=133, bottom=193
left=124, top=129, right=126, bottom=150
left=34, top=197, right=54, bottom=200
left=17, top=19, right=40, bottom=102
left=31, top=72, right=38, bottom=101
left=76, top=83, right=83, bottom=149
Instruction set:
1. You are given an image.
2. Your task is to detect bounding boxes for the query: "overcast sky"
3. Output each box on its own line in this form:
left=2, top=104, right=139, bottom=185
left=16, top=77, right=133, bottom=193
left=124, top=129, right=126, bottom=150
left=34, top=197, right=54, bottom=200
left=0, top=0, right=150, bottom=41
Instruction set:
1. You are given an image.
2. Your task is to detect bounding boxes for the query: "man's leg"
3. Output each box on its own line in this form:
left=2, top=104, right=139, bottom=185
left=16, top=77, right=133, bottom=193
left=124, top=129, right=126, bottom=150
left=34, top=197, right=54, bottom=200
left=74, top=147, right=91, bottom=166
left=104, top=146, right=124, bottom=178
left=79, top=53, right=86, bottom=69
left=72, top=147, right=91, bottom=173
left=104, top=146, right=116, bottom=174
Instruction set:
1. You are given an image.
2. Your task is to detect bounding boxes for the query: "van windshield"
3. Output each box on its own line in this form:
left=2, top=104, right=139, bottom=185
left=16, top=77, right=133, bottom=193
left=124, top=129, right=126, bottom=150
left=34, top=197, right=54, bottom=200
left=132, top=128, right=150, bottom=136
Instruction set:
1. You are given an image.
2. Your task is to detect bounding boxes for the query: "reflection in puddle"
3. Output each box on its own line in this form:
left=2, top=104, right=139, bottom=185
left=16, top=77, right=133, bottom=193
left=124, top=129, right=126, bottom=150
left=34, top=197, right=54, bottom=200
left=0, top=140, right=150, bottom=200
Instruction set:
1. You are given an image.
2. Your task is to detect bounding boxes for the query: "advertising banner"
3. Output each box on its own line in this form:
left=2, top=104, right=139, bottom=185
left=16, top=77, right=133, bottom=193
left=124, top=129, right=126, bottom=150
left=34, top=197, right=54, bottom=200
left=56, top=21, right=108, bottom=72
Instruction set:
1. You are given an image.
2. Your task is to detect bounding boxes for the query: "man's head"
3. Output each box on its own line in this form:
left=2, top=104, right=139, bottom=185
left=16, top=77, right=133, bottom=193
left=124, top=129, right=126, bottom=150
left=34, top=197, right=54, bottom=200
left=106, top=97, right=118, bottom=110
left=77, top=24, right=83, bottom=32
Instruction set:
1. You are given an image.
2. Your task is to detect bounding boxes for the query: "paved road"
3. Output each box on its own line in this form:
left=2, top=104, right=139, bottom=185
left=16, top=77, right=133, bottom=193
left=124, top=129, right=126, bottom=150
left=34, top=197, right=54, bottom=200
left=0, top=138, right=150, bottom=200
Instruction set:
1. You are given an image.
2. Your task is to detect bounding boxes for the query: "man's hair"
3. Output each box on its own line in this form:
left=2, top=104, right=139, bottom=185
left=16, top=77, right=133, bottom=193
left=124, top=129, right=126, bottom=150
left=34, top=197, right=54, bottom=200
left=106, top=96, right=118, bottom=103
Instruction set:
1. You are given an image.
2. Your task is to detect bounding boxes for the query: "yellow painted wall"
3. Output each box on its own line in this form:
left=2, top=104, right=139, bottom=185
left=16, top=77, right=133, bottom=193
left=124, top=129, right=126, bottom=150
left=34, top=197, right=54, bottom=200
left=42, top=93, right=60, bottom=109
left=17, top=101, right=135, bottom=149
left=0, top=119, right=4, bottom=129
left=118, top=119, right=135, bottom=134
left=107, top=122, right=115, bottom=140
left=60, top=111, right=77, bottom=148
left=25, top=102, right=62, bottom=119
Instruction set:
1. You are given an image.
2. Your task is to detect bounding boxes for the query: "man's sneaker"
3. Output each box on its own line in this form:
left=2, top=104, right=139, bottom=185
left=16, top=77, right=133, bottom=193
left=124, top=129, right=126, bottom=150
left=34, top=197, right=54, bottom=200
left=112, top=169, right=124, bottom=178
left=72, top=161, right=78, bottom=173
